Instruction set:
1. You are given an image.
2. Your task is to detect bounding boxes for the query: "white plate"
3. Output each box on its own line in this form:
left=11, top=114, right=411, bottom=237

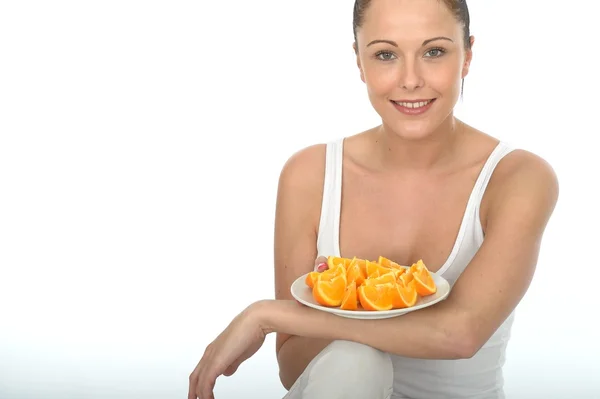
left=290, top=271, right=451, bottom=319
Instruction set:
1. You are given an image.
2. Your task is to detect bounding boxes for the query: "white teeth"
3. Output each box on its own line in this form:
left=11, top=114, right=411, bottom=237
left=395, top=100, right=433, bottom=108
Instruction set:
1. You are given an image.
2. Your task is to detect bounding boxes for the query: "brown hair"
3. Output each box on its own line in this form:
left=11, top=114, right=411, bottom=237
left=353, top=0, right=471, bottom=50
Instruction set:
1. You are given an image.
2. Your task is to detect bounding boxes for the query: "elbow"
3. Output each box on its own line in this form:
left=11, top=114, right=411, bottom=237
left=279, top=370, right=295, bottom=391
left=453, top=334, right=481, bottom=360
left=448, top=320, right=486, bottom=359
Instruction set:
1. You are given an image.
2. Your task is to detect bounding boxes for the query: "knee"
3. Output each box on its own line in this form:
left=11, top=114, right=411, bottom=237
left=318, top=340, right=390, bottom=373
left=307, top=340, right=392, bottom=388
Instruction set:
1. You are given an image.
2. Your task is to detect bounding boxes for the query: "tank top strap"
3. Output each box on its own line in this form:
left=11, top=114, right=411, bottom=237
left=470, top=141, right=516, bottom=240
left=316, top=137, right=344, bottom=258
left=436, top=141, right=516, bottom=276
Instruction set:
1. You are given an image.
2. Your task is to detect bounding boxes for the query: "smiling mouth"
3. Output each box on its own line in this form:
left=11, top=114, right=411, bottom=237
left=391, top=99, right=436, bottom=109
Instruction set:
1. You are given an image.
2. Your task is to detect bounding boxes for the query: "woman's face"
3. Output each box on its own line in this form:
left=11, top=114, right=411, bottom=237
left=355, top=0, right=473, bottom=139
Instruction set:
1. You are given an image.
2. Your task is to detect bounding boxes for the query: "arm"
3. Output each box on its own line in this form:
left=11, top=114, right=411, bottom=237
left=259, top=150, right=559, bottom=359
left=273, top=144, right=333, bottom=389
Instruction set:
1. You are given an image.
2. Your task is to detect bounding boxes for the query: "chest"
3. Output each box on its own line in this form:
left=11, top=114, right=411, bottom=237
left=338, top=167, right=482, bottom=273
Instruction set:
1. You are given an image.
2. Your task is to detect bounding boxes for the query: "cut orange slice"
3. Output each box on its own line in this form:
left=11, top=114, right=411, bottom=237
left=305, top=271, right=320, bottom=288
left=399, top=271, right=414, bottom=285
left=357, top=283, right=394, bottom=311
left=409, top=259, right=427, bottom=274
left=327, top=256, right=346, bottom=270
left=412, top=267, right=437, bottom=296
left=378, top=255, right=405, bottom=270
left=342, top=256, right=358, bottom=270
left=389, top=267, right=406, bottom=279
left=346, top=261, right=366, bottom=287
left=391, top=280, right=418, bottom=308
left=319, top=264, right=346, bottom=282
left=340, top=281, right=358, bottom=310
left=366, top=260, right=391, bottom=278
left=351, top=258, right=367, bottom=275
left=363, top=272, right=396, bottom=286
left=313, top=274, right=346, bottom=307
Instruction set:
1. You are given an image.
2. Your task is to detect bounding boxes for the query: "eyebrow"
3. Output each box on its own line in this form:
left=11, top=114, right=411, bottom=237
left=366, top=36, right=454, bottom=47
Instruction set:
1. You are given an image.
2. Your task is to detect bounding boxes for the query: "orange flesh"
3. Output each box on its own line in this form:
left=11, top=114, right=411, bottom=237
left=306, top=256, right=437, bottom=311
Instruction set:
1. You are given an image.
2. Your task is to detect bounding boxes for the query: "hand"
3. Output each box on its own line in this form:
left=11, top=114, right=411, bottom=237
left=188, top=302, right=268, bottom=399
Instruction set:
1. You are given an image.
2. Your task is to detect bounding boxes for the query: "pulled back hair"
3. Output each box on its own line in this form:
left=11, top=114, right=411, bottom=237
left=353, top=0, right=471, bottom=50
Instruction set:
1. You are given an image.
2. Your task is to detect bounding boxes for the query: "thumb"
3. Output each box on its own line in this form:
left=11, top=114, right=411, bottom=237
left=314, top=255, right=329, bottom=272
left=223, top=364, right=239, bottom=377
left=222, top=340, right=261, bottom=377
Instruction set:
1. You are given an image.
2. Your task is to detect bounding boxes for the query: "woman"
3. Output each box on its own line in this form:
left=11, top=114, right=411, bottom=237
left=189, top=0, right=559, bottom=398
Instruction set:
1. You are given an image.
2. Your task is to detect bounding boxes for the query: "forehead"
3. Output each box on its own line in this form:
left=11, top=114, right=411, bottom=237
left=359, top=0, right=460, bottom=43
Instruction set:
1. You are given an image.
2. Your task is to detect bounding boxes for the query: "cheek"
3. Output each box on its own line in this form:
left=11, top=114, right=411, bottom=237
left=427, top=66, right=461, bottom=93
left=363, top=66, right=400, bottom=95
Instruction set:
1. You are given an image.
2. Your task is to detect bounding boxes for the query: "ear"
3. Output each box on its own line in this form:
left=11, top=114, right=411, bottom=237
left=461, top=36, right=475, bottom=79
left=353, top=42, right=366, bottom=83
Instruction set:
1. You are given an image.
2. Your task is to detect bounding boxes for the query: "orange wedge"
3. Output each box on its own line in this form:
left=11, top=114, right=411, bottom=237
left=389, top=267, right=406, bottom=279
left=412, top=267, right=437, bottom=296
left=399, top=271, right=414, bottom=285
left=346, top=261, right=366, bottom=287
left=366, top=260, right=391, bottom=278
left=410, top=259, right=431, bottom=274
left=378, top=255, right=405, bottom=270
left=320, top=264, right=346, bottom=281
left=391, top=280, right=418, bottom=308
left=313, top=274, right=347, bottom=307
left=341, top=256, right=358, bottom=271
left=357, top=283, right=394, bottom=311
left=305, top=271, right=320, bottom=288
left=340, top=281, right=358, bottom=310
left=363, top=272, right=396, bottom=286
left=327, top=256, right=347, bottom=270
left=351, top=258, right=367, bottom=275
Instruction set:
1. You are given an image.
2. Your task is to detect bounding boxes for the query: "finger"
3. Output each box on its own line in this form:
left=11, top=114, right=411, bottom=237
left=196, top=371, right=216, bottom=399
left=188, top=370, right=199, bottom=399
left=195, top=347, right=219, bottom=399
left=314, top=255, right=328, bottom=272
left=314, top=255, right=327, bottom=267
left=221, top=343, right=254, bottom=377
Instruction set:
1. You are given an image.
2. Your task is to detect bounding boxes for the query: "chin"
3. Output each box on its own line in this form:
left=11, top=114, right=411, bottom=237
left=378, top=102, right=454, bottom=141
left=381, top=118, right=444, bottom=141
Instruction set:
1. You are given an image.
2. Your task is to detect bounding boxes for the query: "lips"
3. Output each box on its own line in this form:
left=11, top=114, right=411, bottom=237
left=391, top=98, right=436, bottom=115
left=392, top=99, right=435, bottom=109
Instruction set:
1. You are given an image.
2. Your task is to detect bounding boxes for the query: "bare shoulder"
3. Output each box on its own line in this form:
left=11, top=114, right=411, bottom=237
left=278, top=143, right=327, bottom=194
left=485, top=148, right=559, bottom=233
left=490, top=148, right=559, bottom=202
left=274, top=141, right=329, bottom=251
left=276, top=143, right=329, bottom=226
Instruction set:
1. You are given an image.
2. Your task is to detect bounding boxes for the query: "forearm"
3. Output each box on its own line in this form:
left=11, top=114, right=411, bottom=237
left=258, top=299, right=473, bottom=360
left=277, top=335, right=332, bottom=390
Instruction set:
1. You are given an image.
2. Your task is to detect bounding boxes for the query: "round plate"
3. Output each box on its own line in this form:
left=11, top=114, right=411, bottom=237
left=290, top=271, right=451, bottom=319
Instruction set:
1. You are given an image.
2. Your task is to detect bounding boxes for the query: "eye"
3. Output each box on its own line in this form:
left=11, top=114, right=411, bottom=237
left=374, top=51, right=396, bottom=61
left=424, top=47, right=446, bottom=58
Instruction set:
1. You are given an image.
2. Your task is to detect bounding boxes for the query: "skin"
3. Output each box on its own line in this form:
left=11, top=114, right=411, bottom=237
left=188, top=1, right=560, bottom=398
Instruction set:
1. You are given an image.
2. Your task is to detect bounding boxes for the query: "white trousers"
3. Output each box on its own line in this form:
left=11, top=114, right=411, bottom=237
left=282, top=340, right=394, bottom=399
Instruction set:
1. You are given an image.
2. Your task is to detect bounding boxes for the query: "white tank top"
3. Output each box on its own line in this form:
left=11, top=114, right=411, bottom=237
left=316, top=137, right=516, bottom=399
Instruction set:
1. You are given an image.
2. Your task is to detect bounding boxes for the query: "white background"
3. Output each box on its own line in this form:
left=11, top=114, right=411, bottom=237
left=1, top=1, right=599, bottom=398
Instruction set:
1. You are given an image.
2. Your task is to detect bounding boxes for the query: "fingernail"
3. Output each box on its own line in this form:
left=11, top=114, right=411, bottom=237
left=316, top=263, right=328, bottom=272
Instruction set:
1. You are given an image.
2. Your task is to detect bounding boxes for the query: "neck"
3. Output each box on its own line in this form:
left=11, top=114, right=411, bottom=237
left=374, top=117, right=464, bottom=172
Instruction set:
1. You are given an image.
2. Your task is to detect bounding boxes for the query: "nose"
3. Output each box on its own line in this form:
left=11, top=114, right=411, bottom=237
left=398, top=59, right=424, bottom=91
